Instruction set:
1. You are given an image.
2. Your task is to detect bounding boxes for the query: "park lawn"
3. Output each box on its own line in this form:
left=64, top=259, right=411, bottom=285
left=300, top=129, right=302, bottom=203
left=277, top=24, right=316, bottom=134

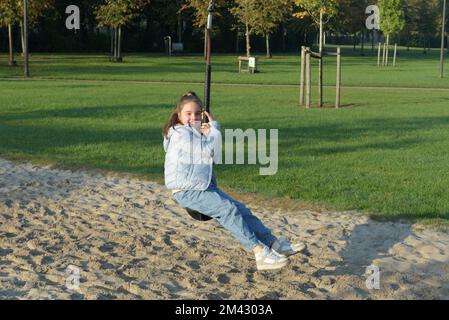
left=1, top=78, right=449, bottom=226
left=1, top=46, right=449, bottom=89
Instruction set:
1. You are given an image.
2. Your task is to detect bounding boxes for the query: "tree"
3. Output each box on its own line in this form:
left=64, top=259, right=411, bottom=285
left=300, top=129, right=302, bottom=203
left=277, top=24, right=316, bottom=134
left=252, top=0, right=293, bottom=58
left=0, top=0, right=21, bottom=65
left=18, top=0, right=55, bottom=54
left=96, top=0, right=150, bottom=62
left=183, top=0, right=226, bottom=56
left=335, top=0, right=370, bottom=54
left=378, top=0, right=405, bottom=64
left=293, top=0, right=338, bottom=107
left=0, top=0, right=54, bottom=64
left=293, top=0, right=338, bottom=51
left=230, top=0, right=260, bottom=57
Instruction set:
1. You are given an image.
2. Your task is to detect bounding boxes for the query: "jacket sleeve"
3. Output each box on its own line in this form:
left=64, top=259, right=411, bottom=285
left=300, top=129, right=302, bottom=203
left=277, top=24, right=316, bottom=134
left=163, top=137, right=169, bottom=153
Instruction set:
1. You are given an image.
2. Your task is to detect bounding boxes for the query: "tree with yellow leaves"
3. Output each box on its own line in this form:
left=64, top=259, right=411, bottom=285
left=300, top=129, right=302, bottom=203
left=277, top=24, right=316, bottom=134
left=0, top=0, right=21, bottom=65
left=293, top=0, right=338, bottom=107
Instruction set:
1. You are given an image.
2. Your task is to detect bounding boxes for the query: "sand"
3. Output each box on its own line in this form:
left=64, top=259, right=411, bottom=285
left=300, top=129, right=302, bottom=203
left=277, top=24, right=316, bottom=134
left=1, top=158, right=448, bottom=300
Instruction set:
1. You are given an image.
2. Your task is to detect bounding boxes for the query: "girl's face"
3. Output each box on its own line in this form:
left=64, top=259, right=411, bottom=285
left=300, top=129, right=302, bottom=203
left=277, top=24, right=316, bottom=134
left=178, top=102, right=202, bottom=126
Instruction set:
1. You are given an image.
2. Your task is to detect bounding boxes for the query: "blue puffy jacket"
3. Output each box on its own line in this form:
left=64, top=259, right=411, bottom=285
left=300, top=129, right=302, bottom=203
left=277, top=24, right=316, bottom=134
left=163, top=121, right=222, bottom=191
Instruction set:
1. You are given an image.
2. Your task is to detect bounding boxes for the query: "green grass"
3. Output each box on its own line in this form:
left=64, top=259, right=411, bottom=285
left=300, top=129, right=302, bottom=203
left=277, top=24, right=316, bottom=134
left=1, top=48, right=449, bottom=226
left=1, top=46, right=449, bottom=88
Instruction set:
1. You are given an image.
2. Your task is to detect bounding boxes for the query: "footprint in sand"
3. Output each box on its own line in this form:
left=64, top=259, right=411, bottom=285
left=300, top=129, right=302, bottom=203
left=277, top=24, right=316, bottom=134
left=99, top=242, right=119, bottom=253
left=217, top=274, right=230, bottom=284
left=0, top=248, right=13, bottom=257
left=186, top=260, right=201, bottom=270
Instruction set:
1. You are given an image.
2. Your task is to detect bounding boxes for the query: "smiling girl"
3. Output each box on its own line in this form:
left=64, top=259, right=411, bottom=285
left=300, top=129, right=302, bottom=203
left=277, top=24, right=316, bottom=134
left=163, top=92, right=305, bottom=271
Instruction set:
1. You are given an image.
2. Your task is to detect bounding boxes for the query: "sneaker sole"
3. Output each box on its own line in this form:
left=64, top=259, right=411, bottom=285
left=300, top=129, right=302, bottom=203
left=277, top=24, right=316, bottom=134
left=283, top=244, right=307, bottom=257
left=257, top=260, right=290, bottom=271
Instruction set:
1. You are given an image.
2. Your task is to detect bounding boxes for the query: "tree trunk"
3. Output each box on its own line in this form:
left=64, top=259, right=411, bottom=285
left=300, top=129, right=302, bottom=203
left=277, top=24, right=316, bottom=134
left=117, top=26, right=122, bottom=62
left=236, top=28, right=239, bottom=54
left=423, top=35, right=427, bottom=54
left=110, top=27, right=114, bottom=61
left=282, top=26, right=286, bottom=52
left=361, top=30, right=365, bottom=56
left=385, top=34, right=390, bottom=66
left=23, top=0, right=30, bottom=77
left=8, top=24, right=16, bottom=66
left=245, top=23, right=251, bottom=57
left=266, top=34, right=272, bottom=58
left=20, top=21, right=25, bottom=56
left=178, top=14, right=182, bottom=43
left=113, top=28, right=117, bottom=61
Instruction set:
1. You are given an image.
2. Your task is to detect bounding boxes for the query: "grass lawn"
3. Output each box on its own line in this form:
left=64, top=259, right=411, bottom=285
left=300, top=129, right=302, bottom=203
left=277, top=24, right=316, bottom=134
left=1, top=46, right=449, bottom=88
left=1, top=48, right=449, bottom=226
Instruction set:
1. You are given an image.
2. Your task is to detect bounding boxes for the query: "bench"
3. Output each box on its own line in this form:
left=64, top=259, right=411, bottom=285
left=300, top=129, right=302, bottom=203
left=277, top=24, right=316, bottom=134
left=238, top=56, right=258, bottom=73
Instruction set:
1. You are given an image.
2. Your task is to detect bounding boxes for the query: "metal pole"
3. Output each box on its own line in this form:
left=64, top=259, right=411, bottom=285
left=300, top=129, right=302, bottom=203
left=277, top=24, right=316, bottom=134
left=184, top=0, right=215, bottom=223
left=440, top=0, right=447, bottom=78
left=23, top=0, right=30, bottom=77
left=204, top=0, right=213, bottom=117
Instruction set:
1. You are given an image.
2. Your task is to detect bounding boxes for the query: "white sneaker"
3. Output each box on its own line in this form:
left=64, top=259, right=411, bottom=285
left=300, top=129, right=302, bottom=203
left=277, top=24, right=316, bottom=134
left=271, top=237, right=306, bottom=257
left=255, top=246, right=289, bottom=271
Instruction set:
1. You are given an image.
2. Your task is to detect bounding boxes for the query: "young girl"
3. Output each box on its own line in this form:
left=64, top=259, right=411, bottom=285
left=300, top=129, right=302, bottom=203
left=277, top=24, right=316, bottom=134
left=163, top=92, right=306, bottom=271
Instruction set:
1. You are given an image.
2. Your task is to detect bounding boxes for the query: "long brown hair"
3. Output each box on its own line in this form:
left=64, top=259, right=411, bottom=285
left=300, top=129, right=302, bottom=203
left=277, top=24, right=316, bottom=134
left=163, top=91, right=203, bottom=138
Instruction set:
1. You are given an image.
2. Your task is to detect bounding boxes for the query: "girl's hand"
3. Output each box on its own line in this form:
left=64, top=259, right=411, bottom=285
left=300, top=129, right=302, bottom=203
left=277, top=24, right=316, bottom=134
left=202, top=111, right=215, bottom=122
left=200, top=123, right=211, bottom=136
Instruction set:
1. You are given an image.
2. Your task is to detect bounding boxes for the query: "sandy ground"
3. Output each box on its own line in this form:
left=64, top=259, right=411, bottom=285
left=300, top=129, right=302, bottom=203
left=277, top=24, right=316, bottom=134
left=1, top=158, right=449, bottom=300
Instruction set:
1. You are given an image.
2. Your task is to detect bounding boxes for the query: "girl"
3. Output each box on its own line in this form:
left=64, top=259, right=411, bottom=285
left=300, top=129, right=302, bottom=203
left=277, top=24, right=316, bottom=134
left=163, top=92, right=306, bottom=271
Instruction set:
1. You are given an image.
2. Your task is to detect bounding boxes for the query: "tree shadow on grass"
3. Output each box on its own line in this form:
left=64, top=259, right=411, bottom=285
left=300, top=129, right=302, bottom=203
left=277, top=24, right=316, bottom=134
left=227, top=115, right=449, bottom=150
left=0, top=104, right=170, bottom=177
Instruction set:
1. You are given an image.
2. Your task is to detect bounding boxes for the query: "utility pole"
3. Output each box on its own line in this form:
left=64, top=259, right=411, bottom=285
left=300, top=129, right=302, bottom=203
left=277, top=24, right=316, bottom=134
left=23, top=0, right=30, bottom=77
left=440, top=0, right=447, bottom=78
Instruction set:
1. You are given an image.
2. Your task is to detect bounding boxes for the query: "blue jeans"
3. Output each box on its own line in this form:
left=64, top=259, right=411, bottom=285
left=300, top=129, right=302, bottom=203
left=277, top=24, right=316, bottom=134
left=173, top=175, right=277, bottom=251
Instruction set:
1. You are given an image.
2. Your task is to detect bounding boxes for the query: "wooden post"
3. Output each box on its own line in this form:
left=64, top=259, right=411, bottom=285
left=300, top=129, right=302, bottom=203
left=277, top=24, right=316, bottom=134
left=300, top=46, right=306, bottom=106
left=393, top=43, right=397, bottom=67
left=306, top=48, right=311, bottom=109
left=377, top=42, right=381, bottom=67
left=336, top=48, right=341, bottom=109
left=382, top=42, right=386, bottom=66
left=318, top=10, right=323, bottom=108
